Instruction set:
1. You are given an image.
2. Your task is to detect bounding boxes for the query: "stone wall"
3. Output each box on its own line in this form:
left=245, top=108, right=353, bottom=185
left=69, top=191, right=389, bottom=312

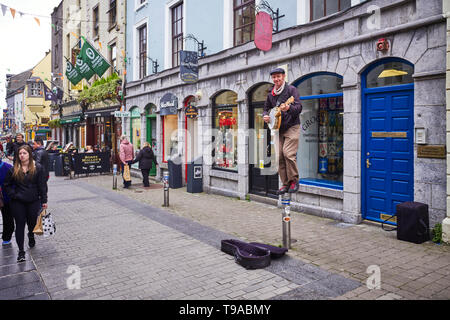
left=125, top=0, right=447, bottom=225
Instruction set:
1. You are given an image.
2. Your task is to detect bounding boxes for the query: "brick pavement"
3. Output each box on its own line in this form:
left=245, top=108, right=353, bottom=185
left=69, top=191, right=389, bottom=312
left=28, top=174, right=362, bottom=300
left=76, top=173, right=450, bottom=300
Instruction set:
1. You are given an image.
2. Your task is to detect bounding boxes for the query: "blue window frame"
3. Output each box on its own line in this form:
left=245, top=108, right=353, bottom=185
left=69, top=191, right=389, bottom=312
left=293, top=72, right=344, bottom=190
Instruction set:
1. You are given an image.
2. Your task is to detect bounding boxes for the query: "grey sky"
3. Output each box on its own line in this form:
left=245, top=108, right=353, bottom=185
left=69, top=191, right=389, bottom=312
left=0, top=0, right=62, bottom=114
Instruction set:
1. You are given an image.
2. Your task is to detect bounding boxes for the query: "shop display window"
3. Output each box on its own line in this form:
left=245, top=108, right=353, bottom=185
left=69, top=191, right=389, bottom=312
left=295, top=73, right=344, bottom=189
left=163, top=114, right=178, bottom=162
left=213, top=91, right=238, bottom=171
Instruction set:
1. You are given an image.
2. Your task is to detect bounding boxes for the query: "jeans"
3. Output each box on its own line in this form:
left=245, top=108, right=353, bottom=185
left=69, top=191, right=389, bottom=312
left=10, top=200, right=41, bottom=252
left=141, top=169, right=150, bottom=187
left=1, top=203, right=14, bottom=242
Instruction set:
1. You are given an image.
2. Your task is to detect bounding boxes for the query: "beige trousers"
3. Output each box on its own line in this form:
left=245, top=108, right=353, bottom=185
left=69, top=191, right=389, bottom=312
left=278, top=124, right=300, bottom=186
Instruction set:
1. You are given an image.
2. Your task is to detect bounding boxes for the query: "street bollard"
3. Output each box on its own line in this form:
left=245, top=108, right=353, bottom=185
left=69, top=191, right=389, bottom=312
left=112, top=164, right=118, bottom=190
left=281, top=193, right=292, bottom=249
left=163, top=170, right=170, bottom=207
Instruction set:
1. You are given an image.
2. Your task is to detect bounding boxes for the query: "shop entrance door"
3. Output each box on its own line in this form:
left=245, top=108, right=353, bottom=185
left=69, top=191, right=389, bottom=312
left=362, top=59, right=415, bottom=225
left=249, top=104, right=278, bottom=198
left=146, top=115, right=157, bottom=176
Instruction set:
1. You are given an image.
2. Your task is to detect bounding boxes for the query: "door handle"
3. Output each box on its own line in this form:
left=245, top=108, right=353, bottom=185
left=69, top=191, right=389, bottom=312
left=366, top=158, right=372, bottom=168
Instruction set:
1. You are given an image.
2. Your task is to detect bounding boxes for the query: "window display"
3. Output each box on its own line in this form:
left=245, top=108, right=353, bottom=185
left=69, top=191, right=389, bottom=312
left=163, top=114, right=178, bottom=161
left=213, top=91, right=238, bottom=171
left=295, top=74, right=343, bottom=189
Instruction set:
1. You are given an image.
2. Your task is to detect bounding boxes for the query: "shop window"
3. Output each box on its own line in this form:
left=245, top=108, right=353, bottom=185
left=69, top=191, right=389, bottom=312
left=130, top=107, right=141, bottom=151
left=294, top=73, right=344, bottom=190
left=163, top=114, right=179, bottom=162
left=365, top=60, right=414, bottom=88
left=213, top=91, right=238, bottom=171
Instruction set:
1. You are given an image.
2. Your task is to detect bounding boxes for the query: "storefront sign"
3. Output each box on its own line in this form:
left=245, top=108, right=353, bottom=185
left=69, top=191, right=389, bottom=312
left=180, top=51, right=198, bottom=83
left=254, top=11, right=273, bottom=52
left=185, top=105, right=198, bottom=119
left=417, top=145, right=446, bottom=159
left=114, top=111, right=131, bottom=118
left=72, top=152, right=111, bottom=174
left=60, top=116, right=81, bottom=124
left=160, top=93, right=178, bottom=115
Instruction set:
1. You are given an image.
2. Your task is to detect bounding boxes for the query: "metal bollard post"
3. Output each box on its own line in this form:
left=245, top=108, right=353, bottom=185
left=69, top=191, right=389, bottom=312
left=112, top=164, right=118, bottom=190
left=281, top=193, right=292, bottom=249
left=163, top=170, right=170, bottom=207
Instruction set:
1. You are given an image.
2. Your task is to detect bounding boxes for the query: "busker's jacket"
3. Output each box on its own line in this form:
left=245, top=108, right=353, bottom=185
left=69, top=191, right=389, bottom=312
left=4, top=163, right=48, bottom=205
left=0, top=160, right=13, bottom=204
left=263, top=84, right=302, bottom=133
left=33, top=146, right=49, bottom=179
left=131, top=146, right=158, bottom=170
left=119, top=139, right=134, bottom=164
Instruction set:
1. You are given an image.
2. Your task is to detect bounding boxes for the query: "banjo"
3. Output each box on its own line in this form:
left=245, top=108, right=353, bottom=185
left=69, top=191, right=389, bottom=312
left=268, top=96, right=295, bottom=130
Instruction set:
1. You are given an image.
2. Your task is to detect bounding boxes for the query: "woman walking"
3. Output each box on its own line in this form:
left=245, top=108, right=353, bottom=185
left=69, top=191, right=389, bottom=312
left=131, top=142, right=158, bottom=188
left=4, top=145, right=48, bottom=262
left=119, top=135, right=134, bottom=188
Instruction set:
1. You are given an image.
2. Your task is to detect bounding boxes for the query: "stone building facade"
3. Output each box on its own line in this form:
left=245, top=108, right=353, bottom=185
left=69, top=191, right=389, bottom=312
left=125, top=0, right=447, bottom=227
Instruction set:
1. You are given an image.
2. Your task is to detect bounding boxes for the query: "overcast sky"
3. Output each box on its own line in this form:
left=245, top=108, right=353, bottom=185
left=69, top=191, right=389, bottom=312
left=0, top=0, right=62, bottom=114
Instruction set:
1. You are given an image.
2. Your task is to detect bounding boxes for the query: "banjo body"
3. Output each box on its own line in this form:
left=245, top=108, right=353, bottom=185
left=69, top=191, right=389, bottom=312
left=268, top=96, right=294, bottom=131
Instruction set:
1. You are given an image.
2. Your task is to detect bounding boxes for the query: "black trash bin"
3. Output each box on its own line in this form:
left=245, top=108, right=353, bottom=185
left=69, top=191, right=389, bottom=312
left=187, top=157, right=203, bottom=193
left=54, top=154, right=64, bottom=176
left=48, top=153, right=58, bottom=172
left=168, top=155, right=182, bottom=189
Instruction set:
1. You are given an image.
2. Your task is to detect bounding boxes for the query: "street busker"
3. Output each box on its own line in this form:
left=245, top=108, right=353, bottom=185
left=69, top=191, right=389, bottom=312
left=7, top=133, right=26, bottom=164
left=131, top=142, right=158, bottom=188
left=4, top=145, right=48, bottom=262
left=119, top=135, right=134, bottom=189
left=263, top=68, right=303, bottom=195
left=33, top=137, right=50, bottom=182
left=0, top=157, right=14, bottom=246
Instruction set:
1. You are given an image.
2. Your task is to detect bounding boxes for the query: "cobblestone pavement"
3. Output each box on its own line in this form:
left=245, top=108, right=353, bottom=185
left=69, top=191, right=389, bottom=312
left=30, top=174, right=361, bottom=300
left=70, top=173, right=450, bottom=300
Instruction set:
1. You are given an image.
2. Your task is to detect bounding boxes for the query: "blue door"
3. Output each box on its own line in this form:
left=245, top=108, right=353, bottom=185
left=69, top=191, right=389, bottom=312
left=362, top=88, right=414, bottom=224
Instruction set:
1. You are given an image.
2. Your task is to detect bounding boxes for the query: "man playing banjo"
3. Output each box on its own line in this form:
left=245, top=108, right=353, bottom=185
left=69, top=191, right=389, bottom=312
left=263, top=68, right=302, bottom=195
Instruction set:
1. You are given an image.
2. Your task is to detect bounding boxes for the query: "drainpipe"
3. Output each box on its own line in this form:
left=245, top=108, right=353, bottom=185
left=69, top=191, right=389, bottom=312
left=443, top=0, right=450, bottom=243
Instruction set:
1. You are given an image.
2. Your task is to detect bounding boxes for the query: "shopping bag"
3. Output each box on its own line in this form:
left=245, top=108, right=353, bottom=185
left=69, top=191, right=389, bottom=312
left=33, top=209, right=45, bottom=235
left=42, top=210, right=56, bottom=238
left=123, top=164, right=131, bottom=182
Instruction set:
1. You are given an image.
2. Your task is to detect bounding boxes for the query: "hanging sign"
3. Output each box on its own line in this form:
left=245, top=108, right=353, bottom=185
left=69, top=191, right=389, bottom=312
left=254, top=11, right=273, bottom=52
left=65, top=60, right=83, bottom=86
left=160, top=93, right=178, bottom=115
left=185, top=104, right=198, bottom=119
left=180, top=51, right=198, bottom=83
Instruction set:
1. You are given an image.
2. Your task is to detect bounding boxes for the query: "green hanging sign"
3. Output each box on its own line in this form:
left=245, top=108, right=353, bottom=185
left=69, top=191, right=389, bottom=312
left=65, top=60, right=83, bottom=86
left=80, top=39, right=111, bottom=77
left=76, top=54, right=95, bottom=81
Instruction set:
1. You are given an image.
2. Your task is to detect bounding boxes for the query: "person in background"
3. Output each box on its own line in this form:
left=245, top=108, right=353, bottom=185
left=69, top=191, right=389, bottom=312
left=5, top=134, right=14, bottom=158
left=8, top=133, right=26, bottom=164
left=33, top=137, right=50, bottom=182
left=119, top=135, right=134, bottom=189
left=131, top=142, right=158, bottom=188
left=85, top=145, right=94, bottom=153
left=0, top=156, right=14, bottom=246
left=4, top=145, right=48, bottom=263
left=48, top=144, right=59, bottom=154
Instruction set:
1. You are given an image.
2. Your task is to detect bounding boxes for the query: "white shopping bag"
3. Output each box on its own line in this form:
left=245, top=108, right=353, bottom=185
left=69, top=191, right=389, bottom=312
left=42, top=211, right=56, bottom=238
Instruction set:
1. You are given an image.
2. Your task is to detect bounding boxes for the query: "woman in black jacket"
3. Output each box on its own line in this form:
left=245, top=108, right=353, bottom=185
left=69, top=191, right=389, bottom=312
left=131, top=142, right=158, bottom=188
left=4, top=145, right=48, bottom=262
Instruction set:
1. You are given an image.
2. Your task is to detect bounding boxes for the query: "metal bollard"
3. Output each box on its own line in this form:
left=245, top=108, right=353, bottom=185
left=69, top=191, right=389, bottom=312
left=112, top=164, right=118, bottom=190
left=163, top=170, right=169, bottom=207
left=281, top=193, right=292, bottom=249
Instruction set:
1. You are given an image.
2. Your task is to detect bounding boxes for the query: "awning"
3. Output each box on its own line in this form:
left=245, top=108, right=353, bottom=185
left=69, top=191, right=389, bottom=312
left=60, top=116, right=81, bottom=124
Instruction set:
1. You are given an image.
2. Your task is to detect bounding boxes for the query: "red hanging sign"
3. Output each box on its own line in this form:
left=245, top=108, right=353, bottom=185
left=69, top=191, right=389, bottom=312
left=254, top=11, right=273, bottom=52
